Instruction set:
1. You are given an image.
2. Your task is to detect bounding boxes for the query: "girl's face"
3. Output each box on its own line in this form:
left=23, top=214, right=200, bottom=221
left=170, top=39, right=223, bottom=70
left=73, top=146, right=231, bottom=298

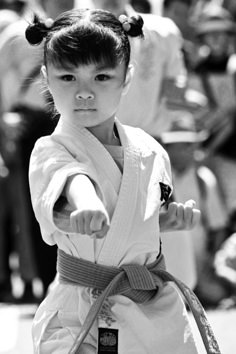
left=43, top=61, right=131, bottom=129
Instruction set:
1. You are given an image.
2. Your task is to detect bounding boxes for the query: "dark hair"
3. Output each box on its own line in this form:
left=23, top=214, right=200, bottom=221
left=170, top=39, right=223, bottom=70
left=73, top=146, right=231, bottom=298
left=163, top=0, right=192, bottom=9
left=131, top=0, right=152, bottom=13
left=25, top=8, right=144, bottom=71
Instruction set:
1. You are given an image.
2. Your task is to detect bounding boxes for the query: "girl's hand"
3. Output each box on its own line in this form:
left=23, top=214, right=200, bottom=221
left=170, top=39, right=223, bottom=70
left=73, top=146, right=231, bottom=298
left=70, top=203, right=110, bottom=238
left=160, top=199, right=201, bottom=232
left=64, top=174, right=110, bottom=238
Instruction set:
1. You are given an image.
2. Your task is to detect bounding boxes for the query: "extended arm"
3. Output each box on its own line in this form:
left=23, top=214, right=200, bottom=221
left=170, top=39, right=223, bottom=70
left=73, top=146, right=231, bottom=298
left=63, top=174, right=110, bottom=238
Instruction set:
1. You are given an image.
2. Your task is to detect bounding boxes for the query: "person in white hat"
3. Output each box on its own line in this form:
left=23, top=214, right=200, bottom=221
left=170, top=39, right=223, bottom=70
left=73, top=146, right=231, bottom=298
left=160, top=114, right=229, bottom=307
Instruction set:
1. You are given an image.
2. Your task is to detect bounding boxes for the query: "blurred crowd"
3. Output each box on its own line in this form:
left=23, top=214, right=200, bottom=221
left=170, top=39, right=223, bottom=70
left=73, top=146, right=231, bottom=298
left=0, top=0, right=236, bottom=310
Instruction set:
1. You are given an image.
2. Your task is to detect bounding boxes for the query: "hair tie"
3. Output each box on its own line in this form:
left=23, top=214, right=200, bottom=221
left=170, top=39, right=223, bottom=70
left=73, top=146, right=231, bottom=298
left=45, top=18, right=54, bottom=29
left=119, top=14, right=131, bottom=32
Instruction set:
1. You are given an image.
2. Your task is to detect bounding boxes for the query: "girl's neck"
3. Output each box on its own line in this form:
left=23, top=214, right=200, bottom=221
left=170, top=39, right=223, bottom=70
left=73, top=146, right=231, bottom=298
left=87, top=119, right=121, bottom=146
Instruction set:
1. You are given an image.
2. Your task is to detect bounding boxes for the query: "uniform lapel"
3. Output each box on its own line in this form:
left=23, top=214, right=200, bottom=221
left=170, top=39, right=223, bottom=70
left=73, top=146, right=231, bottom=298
left=96, top=121, right=141, bottom=265
left=56, top=119, right=122, bottom=196
left=54, top=119, right=141, bottom=265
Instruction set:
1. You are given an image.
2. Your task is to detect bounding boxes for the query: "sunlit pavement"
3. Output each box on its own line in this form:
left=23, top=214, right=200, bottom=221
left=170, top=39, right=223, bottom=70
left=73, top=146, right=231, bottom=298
left=189, top=309, right=236, bottom=353
left=0, top=303, right=236, bottom=354
left=0, top=303, right=36, bottom=354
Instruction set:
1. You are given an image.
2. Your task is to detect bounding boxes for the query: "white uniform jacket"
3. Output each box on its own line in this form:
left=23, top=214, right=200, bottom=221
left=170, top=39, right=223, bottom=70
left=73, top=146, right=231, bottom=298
left=29, top=118, right=198, bottom=353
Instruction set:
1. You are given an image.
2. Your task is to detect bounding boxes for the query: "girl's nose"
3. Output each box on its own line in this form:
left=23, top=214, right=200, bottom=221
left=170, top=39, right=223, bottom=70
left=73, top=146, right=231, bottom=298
left=75, top=91, right=94, bottom=100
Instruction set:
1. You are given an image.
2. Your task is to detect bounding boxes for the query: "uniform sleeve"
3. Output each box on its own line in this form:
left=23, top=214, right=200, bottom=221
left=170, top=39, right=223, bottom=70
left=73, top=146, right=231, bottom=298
left=29, top=136, right=100, bottom=245
left=143, top=15, right=187, bottom=83
left=163, top=19, right=187, bottom=83
left=135, top=126, right=173, bottom=205
left=0, top=22, right=38, bottom=78
left=0, top=21, right=43, bottom=111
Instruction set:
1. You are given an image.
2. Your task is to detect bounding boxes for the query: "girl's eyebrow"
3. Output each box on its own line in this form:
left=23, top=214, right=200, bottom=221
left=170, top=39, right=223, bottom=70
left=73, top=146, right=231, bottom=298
left=54, top=64, right=114, bottom=72
left=95, top=64, right=115, bottom=71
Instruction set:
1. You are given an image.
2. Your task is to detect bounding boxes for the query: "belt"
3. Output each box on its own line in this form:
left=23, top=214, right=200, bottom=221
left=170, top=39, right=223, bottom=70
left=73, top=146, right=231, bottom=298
left=57, top=249, right=221, bottom=354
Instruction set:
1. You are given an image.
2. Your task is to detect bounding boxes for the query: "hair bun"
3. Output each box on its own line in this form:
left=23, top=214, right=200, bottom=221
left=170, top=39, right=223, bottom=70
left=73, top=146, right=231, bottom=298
left=25, top=14, right=49, bottom=45
left=131, top=14, right=144, bottom=28
left=128, top=14, right=144, bottom=37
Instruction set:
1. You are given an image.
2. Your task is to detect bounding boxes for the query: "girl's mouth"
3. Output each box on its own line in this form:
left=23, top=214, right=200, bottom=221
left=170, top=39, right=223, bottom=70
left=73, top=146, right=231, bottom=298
left=74, top=108, right=96, bottom=112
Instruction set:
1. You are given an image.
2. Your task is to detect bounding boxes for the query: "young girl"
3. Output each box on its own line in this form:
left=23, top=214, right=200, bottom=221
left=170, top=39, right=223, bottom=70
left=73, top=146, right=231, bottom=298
left=25, top=8, right=219, bottom=354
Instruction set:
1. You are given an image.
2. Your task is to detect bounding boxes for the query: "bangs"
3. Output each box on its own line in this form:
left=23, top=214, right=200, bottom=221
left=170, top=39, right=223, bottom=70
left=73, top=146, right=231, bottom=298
left=46, top=23, right=125, bottom=69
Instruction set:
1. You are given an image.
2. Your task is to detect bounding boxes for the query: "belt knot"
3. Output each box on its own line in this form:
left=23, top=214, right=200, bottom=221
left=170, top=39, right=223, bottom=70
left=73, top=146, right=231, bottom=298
left=121, top=264, right=156, bottom=290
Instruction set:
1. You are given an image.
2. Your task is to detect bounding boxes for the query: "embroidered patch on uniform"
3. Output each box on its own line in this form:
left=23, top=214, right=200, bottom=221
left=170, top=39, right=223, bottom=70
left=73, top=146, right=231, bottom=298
left=159, top=182, right=172, bottom=204
left=97, top=328, right=118, bottom=354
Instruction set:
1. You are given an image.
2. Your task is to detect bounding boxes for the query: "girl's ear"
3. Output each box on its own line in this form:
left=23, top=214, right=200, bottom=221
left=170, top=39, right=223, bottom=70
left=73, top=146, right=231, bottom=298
left=41, top=65, right=47, bottom=80
left=122, top=64, right=134, bottom=96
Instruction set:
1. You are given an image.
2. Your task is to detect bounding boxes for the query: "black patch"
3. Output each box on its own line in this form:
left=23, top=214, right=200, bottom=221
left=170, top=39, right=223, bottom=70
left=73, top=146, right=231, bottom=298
left=159, top=182, right=172, bottom=204
left=98, top=328, right=118, bottom=353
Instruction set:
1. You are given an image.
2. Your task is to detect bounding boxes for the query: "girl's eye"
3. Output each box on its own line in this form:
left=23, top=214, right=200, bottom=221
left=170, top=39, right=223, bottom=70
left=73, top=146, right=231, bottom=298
left=96, top=74, right=111, bottom=81
left=60, top=75, right=75, bottom=81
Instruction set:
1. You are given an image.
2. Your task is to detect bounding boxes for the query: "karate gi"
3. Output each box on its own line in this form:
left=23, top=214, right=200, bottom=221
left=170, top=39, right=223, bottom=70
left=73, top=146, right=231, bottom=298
left=29, top=117, right=198, bottom=353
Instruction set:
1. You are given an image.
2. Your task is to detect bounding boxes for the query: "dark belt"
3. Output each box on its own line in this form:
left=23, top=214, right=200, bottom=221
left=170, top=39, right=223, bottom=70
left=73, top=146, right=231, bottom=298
left=57, top=249, right=221, bottom=354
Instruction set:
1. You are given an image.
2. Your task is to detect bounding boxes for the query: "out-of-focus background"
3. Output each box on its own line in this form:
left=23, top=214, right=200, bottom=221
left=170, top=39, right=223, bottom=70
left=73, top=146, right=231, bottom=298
left=1, top=0, right=236, bottom=352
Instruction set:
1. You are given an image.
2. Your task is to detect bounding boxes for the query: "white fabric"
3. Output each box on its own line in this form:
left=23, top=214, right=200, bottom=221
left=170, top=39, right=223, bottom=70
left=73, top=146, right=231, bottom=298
left=0, top=19, right=45, bottom=111
left=29, top=118, right=198, bottom=353
left=149, top=0, right=163, bottom=15
left=116, top=9, right=187, bottom=136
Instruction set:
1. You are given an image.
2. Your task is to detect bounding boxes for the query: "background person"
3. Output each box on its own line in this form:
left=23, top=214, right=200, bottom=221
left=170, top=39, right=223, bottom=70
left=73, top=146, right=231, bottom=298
left=0, top=0, right=23, bottom=302
left=187, top=3, right=236, bottom=232
left=0, top=0, right=75, bottom=302
left=214, top=217, right=236, bottom=309
left=160, top=115, right=229, bottom=307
